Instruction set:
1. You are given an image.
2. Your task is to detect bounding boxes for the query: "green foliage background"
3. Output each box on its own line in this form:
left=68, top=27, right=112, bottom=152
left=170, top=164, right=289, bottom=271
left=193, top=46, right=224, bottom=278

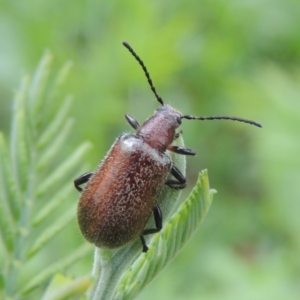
left=1, top=0, right=300, bottom=299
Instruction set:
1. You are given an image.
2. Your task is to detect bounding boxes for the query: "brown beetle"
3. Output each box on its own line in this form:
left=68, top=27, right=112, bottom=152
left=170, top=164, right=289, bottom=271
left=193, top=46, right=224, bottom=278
left=74, top=42, right=262, bottom=253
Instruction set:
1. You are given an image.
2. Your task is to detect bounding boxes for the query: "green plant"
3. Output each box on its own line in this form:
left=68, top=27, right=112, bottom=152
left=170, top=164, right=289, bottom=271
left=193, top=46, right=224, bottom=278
left=90, top=169, right=214, bottom=300
left=0, top=52, right=215, bottom=299
left=0, top=52, right=92, bottom=299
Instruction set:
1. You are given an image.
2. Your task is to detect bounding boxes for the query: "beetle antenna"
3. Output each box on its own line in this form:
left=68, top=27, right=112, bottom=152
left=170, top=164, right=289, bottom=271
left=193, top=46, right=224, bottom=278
left=181, top=115, right=262, bottom=128
left=122, top=41, right=164, bottom=106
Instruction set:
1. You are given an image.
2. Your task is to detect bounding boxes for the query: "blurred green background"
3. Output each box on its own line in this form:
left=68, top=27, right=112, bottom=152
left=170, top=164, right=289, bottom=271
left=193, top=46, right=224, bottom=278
left=1, top=0, right=300, bottom=299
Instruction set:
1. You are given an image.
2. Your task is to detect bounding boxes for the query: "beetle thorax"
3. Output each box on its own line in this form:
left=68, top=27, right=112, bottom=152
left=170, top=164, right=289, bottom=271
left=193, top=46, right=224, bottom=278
left=137, top=105, right=182, bottom=153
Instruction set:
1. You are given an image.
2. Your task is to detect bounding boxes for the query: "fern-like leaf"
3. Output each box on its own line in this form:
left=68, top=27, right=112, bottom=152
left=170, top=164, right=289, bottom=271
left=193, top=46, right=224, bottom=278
left=0, top=52, right=92, bottom=299
left=89, top=164, right=215, bottom=300
left=115, top=170, right=215, bottom=300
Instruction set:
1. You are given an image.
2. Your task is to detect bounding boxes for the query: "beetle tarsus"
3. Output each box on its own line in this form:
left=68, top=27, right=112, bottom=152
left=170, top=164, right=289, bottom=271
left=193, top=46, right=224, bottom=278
left=140, top=205, right=163, bottom=252
left=74, top=172, right=94, bottom=192
left=140, top=235, right=149, bottom=252
left=142, top=205, right=163, bottom=235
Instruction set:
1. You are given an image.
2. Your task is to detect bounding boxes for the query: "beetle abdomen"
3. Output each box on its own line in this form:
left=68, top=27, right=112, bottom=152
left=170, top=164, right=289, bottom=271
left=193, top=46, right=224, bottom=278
left=77, top=134, right=171, bottom=248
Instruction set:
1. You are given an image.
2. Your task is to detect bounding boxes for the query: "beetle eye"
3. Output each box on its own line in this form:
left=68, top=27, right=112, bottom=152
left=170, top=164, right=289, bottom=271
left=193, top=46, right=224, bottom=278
left=176, top=116, right=182, bottom=125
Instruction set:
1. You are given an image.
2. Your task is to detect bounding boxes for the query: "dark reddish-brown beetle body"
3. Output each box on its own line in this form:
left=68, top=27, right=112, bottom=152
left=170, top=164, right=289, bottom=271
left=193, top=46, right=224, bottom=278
left=77, top=105, right=183, bottom=250
left=74, top=42, right=262, bottom=252
left=78, top=133, right=171, bottom=248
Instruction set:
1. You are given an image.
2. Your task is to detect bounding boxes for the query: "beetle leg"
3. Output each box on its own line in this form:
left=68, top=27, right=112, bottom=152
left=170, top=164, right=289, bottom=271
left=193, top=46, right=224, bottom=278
left=165, top=165, right=187, bottom=190
left=142, top=205, right=163, bottom=235
left=167, top=145, right=196, bottom=156
left=140, top=235, right=148, bottom=252
left=140, top=205, right=163, bottom=252
left=74, top=172, right=94, bottom=192
left=125, top=114, right=140, bottom=130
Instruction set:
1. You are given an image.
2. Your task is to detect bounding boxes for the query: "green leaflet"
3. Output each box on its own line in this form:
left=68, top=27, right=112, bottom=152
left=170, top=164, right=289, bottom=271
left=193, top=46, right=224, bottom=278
left=0, top=52, right=92, bottom=299
left=41, top=273, right=91, bottom=300
left=21, top=244, right=92, bottom=295
left=90, top=170, right=215, bottom=300
left=0, top=134, right=16, bottom=252
left=115, top=170, right=215, bottom=300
